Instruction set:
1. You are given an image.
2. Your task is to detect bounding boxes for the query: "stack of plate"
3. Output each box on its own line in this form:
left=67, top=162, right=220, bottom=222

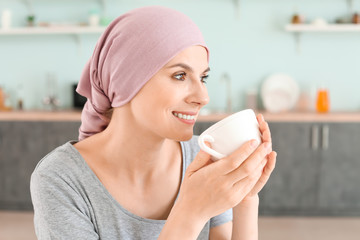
left=261, top=73, right=300, bottom=113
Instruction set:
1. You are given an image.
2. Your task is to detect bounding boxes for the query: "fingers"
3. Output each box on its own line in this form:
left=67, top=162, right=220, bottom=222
left=187, top=143, right=212, bottom=174
left=226, top=142, right=272, bottom=183
left=257, top=114, right=272, bottom=144
left=245, top=151, right=277, bottom=196
left=211, top=139, right=260, bottom=175
left=232, top=154, right=268, bottom=196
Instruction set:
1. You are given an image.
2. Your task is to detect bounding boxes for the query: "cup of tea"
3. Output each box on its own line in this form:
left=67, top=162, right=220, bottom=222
left=198, top=109, right=262, bottom=161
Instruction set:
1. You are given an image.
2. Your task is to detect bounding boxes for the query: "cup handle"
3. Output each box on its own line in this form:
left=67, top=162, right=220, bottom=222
left=198, top=134, right=226, bottom=160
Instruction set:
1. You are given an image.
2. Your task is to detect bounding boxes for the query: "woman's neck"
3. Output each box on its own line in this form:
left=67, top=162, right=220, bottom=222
left=79, top=106, right=182, bottom=184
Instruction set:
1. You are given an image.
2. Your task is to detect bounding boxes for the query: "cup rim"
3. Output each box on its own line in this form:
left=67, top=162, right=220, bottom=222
left=201, top=109, right=256, bottom=135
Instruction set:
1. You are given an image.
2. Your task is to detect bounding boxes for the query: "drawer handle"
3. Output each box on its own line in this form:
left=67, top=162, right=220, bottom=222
left=322, top=125, right=329, bottom=150
left=311, top=125, right=319, bottom=150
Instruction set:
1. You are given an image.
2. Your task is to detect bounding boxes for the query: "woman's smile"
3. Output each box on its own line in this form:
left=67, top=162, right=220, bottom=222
left=172, top=111, right=197, bottom=125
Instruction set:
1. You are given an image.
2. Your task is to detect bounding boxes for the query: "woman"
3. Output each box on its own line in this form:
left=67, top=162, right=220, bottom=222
left=31, top=6, right=276, bottom=240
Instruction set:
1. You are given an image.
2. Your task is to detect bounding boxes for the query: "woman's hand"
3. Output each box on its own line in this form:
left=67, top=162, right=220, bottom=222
left=175, top=132, right=273, bottom=223
left=241, top=114, right=277, bottom=202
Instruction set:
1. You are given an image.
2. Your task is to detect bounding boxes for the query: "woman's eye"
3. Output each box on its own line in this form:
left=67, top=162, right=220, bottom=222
left=174, top=73, right=186, bottom=81
left=201, top=75, right=209, bottom=83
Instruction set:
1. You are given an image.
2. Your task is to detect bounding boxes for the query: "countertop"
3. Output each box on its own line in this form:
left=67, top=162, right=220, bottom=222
left=1, top=110, right=360, bottom=122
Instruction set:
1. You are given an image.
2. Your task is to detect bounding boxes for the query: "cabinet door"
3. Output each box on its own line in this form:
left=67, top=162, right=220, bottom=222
left=0, top=121, right=46, bottom=210
left=43, top=121, right=80, bottom=153
left=318, top=123, right=360, bottom=215
left=0, top=121, right=81, bottom=210
left=260, top=122, right=320, bottom=215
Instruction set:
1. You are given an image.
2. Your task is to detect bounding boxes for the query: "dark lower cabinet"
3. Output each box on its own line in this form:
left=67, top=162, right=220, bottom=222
left=0, top=121, right=80, bottom=210
left=317, top=123, right=360, bottom=215
left=259, top=122, right=321, bottom=215
left=194, top=121, right=360, bottom=216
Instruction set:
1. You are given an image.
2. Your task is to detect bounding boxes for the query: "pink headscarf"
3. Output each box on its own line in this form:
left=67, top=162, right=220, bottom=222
left=77, top=6, right=208, bottom=140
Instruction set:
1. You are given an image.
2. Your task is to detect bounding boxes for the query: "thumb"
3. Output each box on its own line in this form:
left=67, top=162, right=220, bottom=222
left=187, top=143, right=212, bottom=173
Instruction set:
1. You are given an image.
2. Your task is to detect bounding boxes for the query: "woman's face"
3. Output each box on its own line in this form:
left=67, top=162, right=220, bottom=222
left=130, top=45, right=209, bottom=141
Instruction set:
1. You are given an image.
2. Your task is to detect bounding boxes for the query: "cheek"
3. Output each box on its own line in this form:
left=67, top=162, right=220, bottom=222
left=151, top=84, right=181, bottom=110
left=134, top=88, right=174, bottom=126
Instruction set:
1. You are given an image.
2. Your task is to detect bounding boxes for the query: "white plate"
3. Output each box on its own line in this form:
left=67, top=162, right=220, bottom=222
left=261, top=73, right=300, bottom=113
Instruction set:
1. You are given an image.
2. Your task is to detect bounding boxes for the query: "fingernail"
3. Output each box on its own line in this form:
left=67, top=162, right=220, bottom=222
left=251, top=139, right=259, bottom=148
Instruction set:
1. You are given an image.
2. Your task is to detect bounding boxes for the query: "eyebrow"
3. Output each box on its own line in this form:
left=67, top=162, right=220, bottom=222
left=166, top=63, right=210, bottom=73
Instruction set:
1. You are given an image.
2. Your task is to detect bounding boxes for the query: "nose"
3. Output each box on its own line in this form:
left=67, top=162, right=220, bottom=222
left=186, top=79, right=210, bottom=107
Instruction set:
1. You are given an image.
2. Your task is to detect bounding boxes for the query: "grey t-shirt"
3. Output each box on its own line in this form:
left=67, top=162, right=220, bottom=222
left=30, top=136, right=232, bottom=239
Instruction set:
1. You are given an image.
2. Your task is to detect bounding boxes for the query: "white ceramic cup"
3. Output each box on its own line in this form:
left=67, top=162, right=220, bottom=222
left=198, top=109, right=262, bottom=161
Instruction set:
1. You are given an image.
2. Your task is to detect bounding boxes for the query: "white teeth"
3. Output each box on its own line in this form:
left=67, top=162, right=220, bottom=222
left=173, top=112, right=196, bottom=120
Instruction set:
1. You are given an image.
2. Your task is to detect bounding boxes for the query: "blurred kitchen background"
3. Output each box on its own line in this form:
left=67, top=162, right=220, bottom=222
left=1, top=0, right=360, bottom=239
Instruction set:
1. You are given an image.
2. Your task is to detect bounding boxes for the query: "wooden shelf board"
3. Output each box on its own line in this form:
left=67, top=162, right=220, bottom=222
left=0, top=26, right=106, bottom=35
left=285, top=24, right=360, bottom=32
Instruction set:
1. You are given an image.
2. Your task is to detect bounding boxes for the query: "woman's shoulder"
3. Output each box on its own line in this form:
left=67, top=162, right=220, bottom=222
left=32, top=141, right=83, bottom=179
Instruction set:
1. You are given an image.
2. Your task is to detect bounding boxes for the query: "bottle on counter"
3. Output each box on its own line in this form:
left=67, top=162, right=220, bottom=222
left=316, top=88, right=330, bottom=113
left=0, top=87, right=12, bottom=111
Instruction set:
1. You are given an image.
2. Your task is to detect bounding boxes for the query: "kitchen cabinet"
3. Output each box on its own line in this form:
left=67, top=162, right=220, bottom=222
left=262, top=122, right=360, bottom=216
left=317, top=123, right=360, bottom=215
left=0, top=122, right=45, bottom=210
left=0, top=121, right=80, bottom=210
left=194, top=120, right=360, bottom=216
left=259, top=122, right=321, bottom=215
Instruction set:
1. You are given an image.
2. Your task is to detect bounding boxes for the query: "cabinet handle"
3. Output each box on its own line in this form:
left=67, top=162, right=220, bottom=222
left=311, top=125, right=319, bottom=150
left=322, top=125, right=329, bottom=150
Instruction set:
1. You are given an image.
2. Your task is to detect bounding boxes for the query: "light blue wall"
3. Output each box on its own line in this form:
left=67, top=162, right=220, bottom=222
left=1, top=0, right=360, bottom=111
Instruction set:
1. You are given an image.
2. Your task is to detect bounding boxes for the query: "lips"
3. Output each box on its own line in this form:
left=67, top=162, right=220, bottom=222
left=172, top=111, right=198, bottom=123
left=173, top=112, right=195, bottom=120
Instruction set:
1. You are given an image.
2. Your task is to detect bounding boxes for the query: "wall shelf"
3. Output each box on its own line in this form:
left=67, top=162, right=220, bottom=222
left=285, top=24, right=360, bottom=32
left=0, top=26, right=106, bottom=35
left=0, top=26, right=106, bottom=54
left=285, top=24, right=360, bottom=53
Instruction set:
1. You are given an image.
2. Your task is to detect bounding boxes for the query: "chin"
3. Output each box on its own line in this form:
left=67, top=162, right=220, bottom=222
left=171, top=130, right=194, bottom=142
